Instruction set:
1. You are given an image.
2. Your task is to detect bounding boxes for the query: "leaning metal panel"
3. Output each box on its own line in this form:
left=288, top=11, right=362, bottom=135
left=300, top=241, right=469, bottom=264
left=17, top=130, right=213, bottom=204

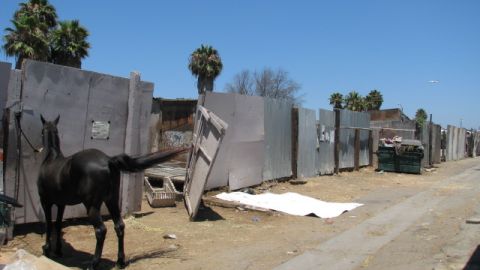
left=263, top=98, right=292, bottom=181
left=184, top=105, right=227, bottom=220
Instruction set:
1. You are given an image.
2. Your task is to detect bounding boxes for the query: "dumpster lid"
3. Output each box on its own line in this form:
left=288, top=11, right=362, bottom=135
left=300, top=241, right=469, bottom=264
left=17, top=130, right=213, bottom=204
left=400, top=139, right=423, bottom=147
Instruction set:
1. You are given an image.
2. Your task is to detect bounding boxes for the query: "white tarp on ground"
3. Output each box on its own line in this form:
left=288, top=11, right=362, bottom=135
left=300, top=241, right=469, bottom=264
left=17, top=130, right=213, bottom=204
left=214, top=192, right=363, bottom=218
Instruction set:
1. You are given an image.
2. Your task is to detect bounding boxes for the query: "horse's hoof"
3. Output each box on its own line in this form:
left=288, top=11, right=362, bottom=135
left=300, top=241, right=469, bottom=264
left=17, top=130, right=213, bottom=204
left=42, top=244, right=51, bottom=257
left=116, top=259, right=127, bottom=269
left=54, top=249, right=63, bottom=257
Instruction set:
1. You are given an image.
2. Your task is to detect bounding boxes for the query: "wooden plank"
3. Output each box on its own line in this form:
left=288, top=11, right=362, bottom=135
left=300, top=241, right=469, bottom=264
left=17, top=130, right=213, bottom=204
left=334, top=109, right=340, bottom=174
left=291, top=108, right=299, bottom=179
left=203, top=196, right=273, bottom=213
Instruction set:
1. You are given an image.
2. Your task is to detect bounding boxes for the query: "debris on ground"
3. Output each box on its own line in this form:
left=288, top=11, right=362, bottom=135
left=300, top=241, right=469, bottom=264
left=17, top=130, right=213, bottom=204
left=163, top=234, right=177, bottom=239
left=215, top=192, right=363, bottom=218
left=466, top=216, right=480, bottom=224
left=1, top=249, right=69, bottom=270
left=289, top=179, right=308, bottom=185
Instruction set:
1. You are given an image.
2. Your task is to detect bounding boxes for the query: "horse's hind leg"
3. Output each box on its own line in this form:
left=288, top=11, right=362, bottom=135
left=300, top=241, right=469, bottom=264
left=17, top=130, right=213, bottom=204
left=106, top=197, right=126, bottom=268
left=54, top=204, right=65, bottom=257
left=85, top=204, right=106, bottom=270
left=41, top=200, right=53, bottom=257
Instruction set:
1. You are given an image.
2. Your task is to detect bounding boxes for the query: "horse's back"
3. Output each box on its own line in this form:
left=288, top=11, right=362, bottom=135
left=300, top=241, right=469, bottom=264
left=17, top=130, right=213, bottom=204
left=67, top=149, right=116, bottom=204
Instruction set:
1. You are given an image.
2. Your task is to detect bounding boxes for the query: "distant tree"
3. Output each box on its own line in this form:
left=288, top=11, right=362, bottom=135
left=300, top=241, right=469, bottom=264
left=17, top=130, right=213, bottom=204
left=225, top=67, right=302, bottom=104
left=344, top=91, right=365, bottom=112
left=329, top=92, right=344, bottom=109
left=49, top=20, right=90, bottom=68
left=365, top=89, right=383, bottom=111
left=188, top=44, right=223, bottom=95
left=3, top=0, right=57, bottom=68
left=225, top=70, right=255, bottom=96
left=415, top=108, right=428, bottom=127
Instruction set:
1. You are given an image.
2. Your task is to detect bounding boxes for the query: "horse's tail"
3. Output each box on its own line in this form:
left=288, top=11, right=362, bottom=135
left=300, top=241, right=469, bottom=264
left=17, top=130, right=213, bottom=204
left=108, top=148, right=189, bottom=173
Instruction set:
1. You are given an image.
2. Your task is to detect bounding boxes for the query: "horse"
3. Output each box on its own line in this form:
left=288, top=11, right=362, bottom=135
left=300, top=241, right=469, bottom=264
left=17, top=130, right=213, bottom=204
left=38, top=115, right=186, bottom=270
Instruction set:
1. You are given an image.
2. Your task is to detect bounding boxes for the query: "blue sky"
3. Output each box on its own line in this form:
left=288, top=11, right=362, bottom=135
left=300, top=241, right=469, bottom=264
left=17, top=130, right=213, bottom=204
left=1, top=1, right=479, bottom=129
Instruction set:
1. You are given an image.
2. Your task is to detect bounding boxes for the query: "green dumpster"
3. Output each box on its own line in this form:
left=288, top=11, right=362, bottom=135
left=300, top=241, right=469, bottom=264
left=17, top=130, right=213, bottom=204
left=377, top=140, right=424, bottom=174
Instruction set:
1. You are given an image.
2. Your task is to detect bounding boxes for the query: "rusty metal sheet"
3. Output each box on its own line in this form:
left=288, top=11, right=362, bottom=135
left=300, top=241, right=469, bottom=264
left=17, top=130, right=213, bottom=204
left=184, top=105, right=227, bottom=220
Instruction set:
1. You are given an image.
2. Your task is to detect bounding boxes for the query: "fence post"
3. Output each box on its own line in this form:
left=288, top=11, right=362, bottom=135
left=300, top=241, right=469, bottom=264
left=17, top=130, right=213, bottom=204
left=428, top=114, right=433, bottom=167
left=291, top=107, right=299, bottom=179
left=368, top=130, right=373, bottom=166
left=354, top=129, right=360, bottom=171
left=334, top=109, right=340, bottom=174
left=121, top=71, right=142, bottom=215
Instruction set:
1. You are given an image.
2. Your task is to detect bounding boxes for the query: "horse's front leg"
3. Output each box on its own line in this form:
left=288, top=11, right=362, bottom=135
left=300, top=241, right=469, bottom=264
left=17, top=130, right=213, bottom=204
left=54, top=204, right=65, bottom=257
left=41, top=201, right=53, bottom=257
left=85, top=204, right=106, bottom=270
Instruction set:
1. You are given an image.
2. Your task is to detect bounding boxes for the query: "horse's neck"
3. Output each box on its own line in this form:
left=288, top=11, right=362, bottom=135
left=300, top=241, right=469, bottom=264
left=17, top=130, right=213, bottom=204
left=43, top=147, right=64, bottom=162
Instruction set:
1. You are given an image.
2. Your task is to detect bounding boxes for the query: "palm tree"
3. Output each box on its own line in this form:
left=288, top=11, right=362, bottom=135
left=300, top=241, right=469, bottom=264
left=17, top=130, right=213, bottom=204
left=365, top=89, right=383, bottom=111
left=188, top=45, right=223, bottom=95
left=15, top=0, right=57, bottom=31
left=3, top=0, right=57, bottom=69
left=344, top=91, right=365, bottom=112
left=3, top=16, right=50, bottom=69
left=329, top=92, right=344, bottom=109
left=415, top=108, right=428, bottom=128
left=49, top=20, right=90, bottom=68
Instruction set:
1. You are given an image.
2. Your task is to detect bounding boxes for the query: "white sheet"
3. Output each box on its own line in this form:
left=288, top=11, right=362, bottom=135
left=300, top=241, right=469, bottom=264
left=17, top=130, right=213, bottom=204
left=214, top=192, right=363, bottom=218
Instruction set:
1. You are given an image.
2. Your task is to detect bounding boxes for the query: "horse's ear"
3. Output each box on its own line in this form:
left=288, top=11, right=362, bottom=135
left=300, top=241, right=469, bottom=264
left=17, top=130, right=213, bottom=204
left=54, top=115, right=60, bottom=125
left=40, top=114, right=46, bottom=125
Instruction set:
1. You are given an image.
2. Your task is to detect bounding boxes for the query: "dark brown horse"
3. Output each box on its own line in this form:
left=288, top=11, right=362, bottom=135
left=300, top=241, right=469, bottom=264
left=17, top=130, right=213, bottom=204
left=38, top=115, right=186, bottom=270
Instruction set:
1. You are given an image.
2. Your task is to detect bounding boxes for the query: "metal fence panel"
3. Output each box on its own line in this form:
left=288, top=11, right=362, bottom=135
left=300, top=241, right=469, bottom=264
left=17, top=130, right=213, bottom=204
left=432, top=124, right=441, bottom=164
left=204, top=92, right=264, bottom=190
left=458, top=128, right=466, bottom=159
left=263, top=98, right=292, bottom=181
left=420, top=125, right=430, bottom=167
left=339, top=110, right=370, bottom=169
left=297, top=108, right=317, bottom=178
left=446, top=125, right=467, bottom=161
left=203, top=92, right=235, bottom=189
left=317, top=109, right=335, bottom=175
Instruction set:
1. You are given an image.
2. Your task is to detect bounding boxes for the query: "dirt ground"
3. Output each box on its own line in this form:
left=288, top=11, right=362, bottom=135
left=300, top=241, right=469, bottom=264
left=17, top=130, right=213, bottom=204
left=1, top=159, right=478, bottom=270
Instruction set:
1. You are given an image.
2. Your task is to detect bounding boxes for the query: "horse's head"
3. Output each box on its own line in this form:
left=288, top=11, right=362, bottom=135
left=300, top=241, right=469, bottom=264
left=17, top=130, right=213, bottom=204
left=40, top=114, right=60, bottom=150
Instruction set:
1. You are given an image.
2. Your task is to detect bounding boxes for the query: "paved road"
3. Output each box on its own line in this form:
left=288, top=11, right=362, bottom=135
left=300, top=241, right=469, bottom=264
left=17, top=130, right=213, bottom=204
left=275, top=163, right=480, bottom=270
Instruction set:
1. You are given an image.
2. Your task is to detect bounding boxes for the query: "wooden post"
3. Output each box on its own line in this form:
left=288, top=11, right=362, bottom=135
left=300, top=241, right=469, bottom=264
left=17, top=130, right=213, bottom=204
left=291, top=108, right=299, bottom=179
left=428, top=114, right=433, bottom=167
left=354, top=129, right=360, bottom=171
left=334, top=109, right=340, bottom=174
left=121, top=71, right=142, bottom=215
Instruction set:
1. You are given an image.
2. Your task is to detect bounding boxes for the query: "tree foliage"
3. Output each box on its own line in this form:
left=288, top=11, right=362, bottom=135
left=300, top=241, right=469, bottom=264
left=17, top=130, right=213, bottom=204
left=329, top=92, right=344, bottom=109
left=49, top=20, right=90, bottom=68
left=365, top=89, right=383, bottom=111
left=225, top=68, right=302, bottom=104
left=188, top=44, right=223, bottom=95
left=328, top=89, right=383, bottom=112
left=3, top=0, right=90, bottom=69
left=344, top=91, right=365, bottom=112
left=415, top=108, right=428, bottom=127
